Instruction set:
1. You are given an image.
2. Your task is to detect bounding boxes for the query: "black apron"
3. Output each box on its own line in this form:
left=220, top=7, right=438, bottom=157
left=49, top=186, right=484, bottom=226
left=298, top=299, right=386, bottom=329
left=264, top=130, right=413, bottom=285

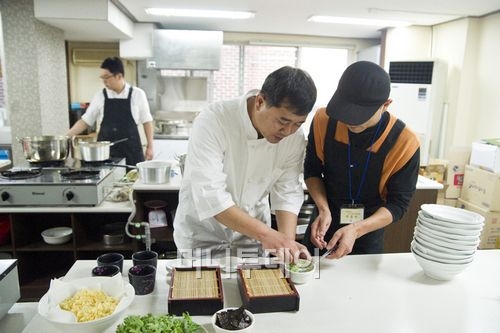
left=303, top=113, right=405, bottom=255
left=97, top=87, right=144, bottom=166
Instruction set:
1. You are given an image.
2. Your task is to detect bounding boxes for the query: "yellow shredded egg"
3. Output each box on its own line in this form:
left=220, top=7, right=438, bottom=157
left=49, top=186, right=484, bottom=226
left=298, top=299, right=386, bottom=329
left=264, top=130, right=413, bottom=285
left=59, top=289, right=119, bottom=322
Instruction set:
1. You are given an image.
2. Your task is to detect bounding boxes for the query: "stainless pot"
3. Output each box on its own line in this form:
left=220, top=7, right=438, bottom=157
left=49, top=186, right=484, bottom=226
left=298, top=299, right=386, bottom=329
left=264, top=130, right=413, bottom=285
left=136, top=160, right=172, bottom=184
left=79, top=138, right=128, bottom=161
left=18, top=135, right=70, bottom=162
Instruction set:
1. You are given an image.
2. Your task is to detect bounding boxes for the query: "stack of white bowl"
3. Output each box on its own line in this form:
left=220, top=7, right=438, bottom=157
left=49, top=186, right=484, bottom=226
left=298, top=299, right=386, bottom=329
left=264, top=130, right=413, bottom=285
left=412, top=204, right=485, bottom=280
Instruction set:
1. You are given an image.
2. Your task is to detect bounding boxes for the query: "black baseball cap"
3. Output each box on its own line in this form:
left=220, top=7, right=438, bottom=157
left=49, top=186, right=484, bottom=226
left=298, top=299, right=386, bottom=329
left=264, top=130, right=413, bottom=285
left=326, top=61, right=390, bottom=125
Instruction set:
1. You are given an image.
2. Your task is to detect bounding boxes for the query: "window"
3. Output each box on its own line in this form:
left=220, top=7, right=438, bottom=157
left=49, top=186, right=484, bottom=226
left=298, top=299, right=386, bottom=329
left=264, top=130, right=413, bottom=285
left=213, top=44, right=348, bottom=98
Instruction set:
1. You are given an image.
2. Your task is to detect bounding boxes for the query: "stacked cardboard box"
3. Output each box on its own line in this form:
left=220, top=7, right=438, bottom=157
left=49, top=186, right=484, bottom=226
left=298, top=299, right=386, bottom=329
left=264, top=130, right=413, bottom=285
left=444, top=147, right=471, bottom=203
left=458, top=164, right=500, bottom=249
left=470, top=140, right=500, bottom=173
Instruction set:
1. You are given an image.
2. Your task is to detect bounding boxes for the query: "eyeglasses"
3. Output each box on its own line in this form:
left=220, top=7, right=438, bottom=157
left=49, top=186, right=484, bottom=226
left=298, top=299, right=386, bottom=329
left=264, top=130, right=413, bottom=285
left=99, top=73, right=115, bottom=80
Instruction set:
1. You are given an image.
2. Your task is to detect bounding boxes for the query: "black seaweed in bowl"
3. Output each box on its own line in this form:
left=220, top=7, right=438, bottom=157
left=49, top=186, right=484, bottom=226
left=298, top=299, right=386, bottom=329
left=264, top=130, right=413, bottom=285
left=215, top=306, right=252, bottom=330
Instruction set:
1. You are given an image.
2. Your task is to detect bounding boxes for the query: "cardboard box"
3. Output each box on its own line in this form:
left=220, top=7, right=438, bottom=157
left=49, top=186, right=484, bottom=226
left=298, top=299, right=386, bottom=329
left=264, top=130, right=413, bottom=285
left=443, top=198, right=458, bottom=207
left=444, top=147, right=471, bottom=199
left=470, top=140, right=500, bottom=173
left=419, top=162, right=447, bottom=184
left=460, top=165, right=500, bottom=212
left=457, top=198, right=500, bottom=249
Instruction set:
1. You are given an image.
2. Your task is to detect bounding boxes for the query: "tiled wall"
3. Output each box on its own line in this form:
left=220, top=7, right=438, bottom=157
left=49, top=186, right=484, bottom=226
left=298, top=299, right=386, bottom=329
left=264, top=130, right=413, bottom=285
left=0, top=0, right=69, bottom=165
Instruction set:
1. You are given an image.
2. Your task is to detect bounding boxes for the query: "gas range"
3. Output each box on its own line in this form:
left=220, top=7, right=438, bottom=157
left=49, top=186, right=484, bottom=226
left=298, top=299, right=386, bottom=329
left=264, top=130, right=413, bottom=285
left=0, top=158, right=126, bottom=206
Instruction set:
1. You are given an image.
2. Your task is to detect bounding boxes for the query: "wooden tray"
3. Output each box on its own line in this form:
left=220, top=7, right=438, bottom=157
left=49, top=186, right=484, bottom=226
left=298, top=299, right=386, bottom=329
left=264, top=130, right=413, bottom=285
left=237, top=264, right=300, bottom=313
left=168, top=266, right=224, bottom=316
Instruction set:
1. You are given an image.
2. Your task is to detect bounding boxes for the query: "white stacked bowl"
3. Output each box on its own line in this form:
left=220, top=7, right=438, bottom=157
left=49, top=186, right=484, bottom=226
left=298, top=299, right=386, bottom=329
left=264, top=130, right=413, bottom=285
left=412, top=204, right=484, bottom=280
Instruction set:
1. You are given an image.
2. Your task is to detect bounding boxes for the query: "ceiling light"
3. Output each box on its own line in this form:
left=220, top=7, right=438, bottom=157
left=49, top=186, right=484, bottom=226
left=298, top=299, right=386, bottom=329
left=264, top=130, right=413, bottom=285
left=145, top=8, right=255, bottom=19
left=308, top=15, right=411, bottom=27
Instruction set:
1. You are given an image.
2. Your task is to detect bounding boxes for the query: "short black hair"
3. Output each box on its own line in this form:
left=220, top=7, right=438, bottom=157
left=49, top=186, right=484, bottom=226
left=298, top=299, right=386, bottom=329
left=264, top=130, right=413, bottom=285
left=260, top=66, right=317, bottom=116
left=101, top=57, right=124, bottom=75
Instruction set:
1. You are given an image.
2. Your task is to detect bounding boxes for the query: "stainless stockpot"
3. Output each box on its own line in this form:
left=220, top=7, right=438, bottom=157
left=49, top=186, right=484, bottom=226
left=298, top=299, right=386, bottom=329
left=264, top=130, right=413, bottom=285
left=19, top=136, right=70, bottom=162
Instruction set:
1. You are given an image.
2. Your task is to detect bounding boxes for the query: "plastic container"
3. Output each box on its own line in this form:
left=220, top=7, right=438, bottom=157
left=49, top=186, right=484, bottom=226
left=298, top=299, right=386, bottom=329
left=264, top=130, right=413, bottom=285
left=144, top=200, right=171, bottom=228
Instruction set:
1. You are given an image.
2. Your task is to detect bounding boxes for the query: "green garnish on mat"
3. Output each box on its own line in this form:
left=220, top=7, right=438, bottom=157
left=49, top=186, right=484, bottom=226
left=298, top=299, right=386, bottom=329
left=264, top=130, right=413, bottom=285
left=116, top=313, right=201, bottom=333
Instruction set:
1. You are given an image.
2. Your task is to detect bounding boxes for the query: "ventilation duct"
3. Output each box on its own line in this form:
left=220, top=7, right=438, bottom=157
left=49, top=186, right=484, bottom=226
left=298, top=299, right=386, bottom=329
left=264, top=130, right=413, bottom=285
left=149, top=30, right=222, bottom=70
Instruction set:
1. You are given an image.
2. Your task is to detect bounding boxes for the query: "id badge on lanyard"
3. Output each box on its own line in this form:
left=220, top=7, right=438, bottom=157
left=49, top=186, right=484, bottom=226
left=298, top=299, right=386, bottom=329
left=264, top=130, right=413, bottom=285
left=344, top=118, right=382, bottom=225
left=340, top=204, right=365, bottom=224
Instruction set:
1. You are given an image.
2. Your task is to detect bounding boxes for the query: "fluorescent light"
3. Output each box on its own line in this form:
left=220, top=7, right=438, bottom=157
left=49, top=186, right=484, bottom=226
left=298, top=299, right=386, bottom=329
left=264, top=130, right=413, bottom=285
left=308, top=15, right=410, bottom=27
left=145, top=8, right=255, bottom=19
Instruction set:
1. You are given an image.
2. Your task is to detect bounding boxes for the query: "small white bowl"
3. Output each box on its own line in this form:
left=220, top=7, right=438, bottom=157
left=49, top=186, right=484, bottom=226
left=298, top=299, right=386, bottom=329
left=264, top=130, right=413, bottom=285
left=413, top=233, right=476, bottom=255
left=411, top=239, right=474, bottom=262
left=41, top=227, right=73, bottom=245
left=417, top=218, right=481, bottom=237
left=284, top=259, right=316, bottom=284
left=414, top=228, right=478, bottom=252
left=415, top=225, right=479, bottom=246
left=412, top=248, right=473, bottom=281
left=212, top=307, right=255, bottom=333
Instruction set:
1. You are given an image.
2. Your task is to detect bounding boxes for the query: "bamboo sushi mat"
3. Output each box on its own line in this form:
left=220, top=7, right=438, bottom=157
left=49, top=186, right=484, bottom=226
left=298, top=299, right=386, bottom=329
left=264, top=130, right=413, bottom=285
left=171, top=270, right=219, bottom=299
left=242, top=268, right=294, bottom=296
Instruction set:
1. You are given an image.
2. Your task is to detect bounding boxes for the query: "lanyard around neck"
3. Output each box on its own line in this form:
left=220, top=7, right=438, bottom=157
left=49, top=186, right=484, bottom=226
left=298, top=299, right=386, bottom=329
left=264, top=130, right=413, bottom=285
left=347, top=118, right=383, bottom=204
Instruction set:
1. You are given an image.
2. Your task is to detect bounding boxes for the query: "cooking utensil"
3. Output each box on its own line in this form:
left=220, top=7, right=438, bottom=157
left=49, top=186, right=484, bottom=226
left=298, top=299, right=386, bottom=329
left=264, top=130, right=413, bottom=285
left=136, top=160, right=172, bottom=184
left=18, top=135, right=70, bottom=162
left=78, top=138, right=128, bottom=161
left=316, top=245, right=338, bottom=264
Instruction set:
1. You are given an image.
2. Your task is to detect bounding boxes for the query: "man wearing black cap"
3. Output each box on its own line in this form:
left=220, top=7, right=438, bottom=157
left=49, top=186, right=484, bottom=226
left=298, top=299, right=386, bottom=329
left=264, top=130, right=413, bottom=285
left=303, top=61, right=420, bottom=259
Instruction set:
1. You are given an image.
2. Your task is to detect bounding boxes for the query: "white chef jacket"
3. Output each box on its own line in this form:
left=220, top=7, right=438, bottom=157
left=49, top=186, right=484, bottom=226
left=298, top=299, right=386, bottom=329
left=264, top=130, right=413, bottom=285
left=173, top=90, right=306, bottom=258
left=81, top=83, right=153, bottom=127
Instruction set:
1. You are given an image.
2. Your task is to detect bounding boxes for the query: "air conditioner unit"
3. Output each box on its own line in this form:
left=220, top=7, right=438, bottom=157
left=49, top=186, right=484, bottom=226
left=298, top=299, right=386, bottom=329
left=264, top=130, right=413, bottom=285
left=72, top=49, right=119, bottom=65
left=388, top=60, right=447, bottom=166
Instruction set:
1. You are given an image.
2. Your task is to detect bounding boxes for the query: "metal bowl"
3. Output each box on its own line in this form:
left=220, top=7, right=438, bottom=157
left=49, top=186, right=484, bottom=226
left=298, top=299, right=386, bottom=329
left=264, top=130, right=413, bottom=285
left=19, top=136, right=70, bottom=162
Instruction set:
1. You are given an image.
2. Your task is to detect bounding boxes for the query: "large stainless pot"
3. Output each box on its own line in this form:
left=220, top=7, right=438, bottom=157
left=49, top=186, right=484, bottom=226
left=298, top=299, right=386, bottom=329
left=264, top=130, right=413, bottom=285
left=136, top=160, right=172, bottom=184
left=19, top=136, right=70, bottom=162
left=79, top=138, right=128, bottom=161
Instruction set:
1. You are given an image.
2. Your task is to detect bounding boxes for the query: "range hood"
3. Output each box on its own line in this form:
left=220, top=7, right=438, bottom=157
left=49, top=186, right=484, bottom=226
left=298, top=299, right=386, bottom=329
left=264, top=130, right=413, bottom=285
left=149, top=30, right=223, bottom=70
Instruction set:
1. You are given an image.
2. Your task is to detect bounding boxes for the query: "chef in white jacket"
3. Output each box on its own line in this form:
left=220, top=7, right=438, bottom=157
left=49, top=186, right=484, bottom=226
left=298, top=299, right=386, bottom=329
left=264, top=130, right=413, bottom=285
left=174, top=66, right=317, bottom=261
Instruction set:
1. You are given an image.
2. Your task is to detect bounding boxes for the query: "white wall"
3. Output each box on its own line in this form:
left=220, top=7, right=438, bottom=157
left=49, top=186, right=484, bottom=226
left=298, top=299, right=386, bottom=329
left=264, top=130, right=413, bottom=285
left=433, top=18, right=480, bottom=150
left=383, top=26, right=432, bottom=68
left=383, top=13, right=500, bottom=161
left=475, top=13, right=500, bottom=140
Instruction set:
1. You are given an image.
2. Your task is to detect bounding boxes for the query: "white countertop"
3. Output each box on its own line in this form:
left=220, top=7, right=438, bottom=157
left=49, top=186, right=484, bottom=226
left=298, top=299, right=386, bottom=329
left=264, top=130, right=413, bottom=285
left=9, top=249, right=500, bottom=333
left=416, top=174, right=444, bottom=190
left=0, top=198, right=134, bottom=213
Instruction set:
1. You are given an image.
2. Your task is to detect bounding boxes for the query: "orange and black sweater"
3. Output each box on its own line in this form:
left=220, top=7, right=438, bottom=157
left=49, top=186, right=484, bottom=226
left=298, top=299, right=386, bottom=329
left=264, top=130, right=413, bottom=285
left=303, top=108, right=420, bottom=253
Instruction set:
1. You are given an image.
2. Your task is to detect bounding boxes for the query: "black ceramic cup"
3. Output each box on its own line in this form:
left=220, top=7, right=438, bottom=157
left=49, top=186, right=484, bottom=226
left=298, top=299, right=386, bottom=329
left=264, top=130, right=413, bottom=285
left=97, top=252, right=124, bottom=272
left=91, top=264, right=120, bottom=277
left=128, top=264, right=156, bottom=295
left=132, top=250, right=158, bottom=268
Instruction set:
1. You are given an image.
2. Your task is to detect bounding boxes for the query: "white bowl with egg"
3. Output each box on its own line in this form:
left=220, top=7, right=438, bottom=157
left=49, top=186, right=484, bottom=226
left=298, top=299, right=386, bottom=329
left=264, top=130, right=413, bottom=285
left=38, top=276, right=134, bottom=333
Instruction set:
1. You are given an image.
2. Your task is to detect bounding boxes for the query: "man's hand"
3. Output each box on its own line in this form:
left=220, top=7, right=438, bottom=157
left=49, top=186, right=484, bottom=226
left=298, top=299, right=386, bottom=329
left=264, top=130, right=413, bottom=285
left=260, top=229, right=311, bottom=263
left=310, top=209, right=332, bottom=249
left=324, top=223, right=360, bottom=259
left=145, top=146, right=154, bottom=160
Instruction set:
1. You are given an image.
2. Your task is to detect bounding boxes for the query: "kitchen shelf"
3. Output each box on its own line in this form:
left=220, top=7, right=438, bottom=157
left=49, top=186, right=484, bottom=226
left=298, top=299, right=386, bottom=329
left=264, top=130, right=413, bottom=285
left=0, top=244, right=12, bottom=252
left=14, top=241, right=75, bottom=252
left=0, top=209, right=139, bottom=300
left=76, top=240, right=136, bottom=252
